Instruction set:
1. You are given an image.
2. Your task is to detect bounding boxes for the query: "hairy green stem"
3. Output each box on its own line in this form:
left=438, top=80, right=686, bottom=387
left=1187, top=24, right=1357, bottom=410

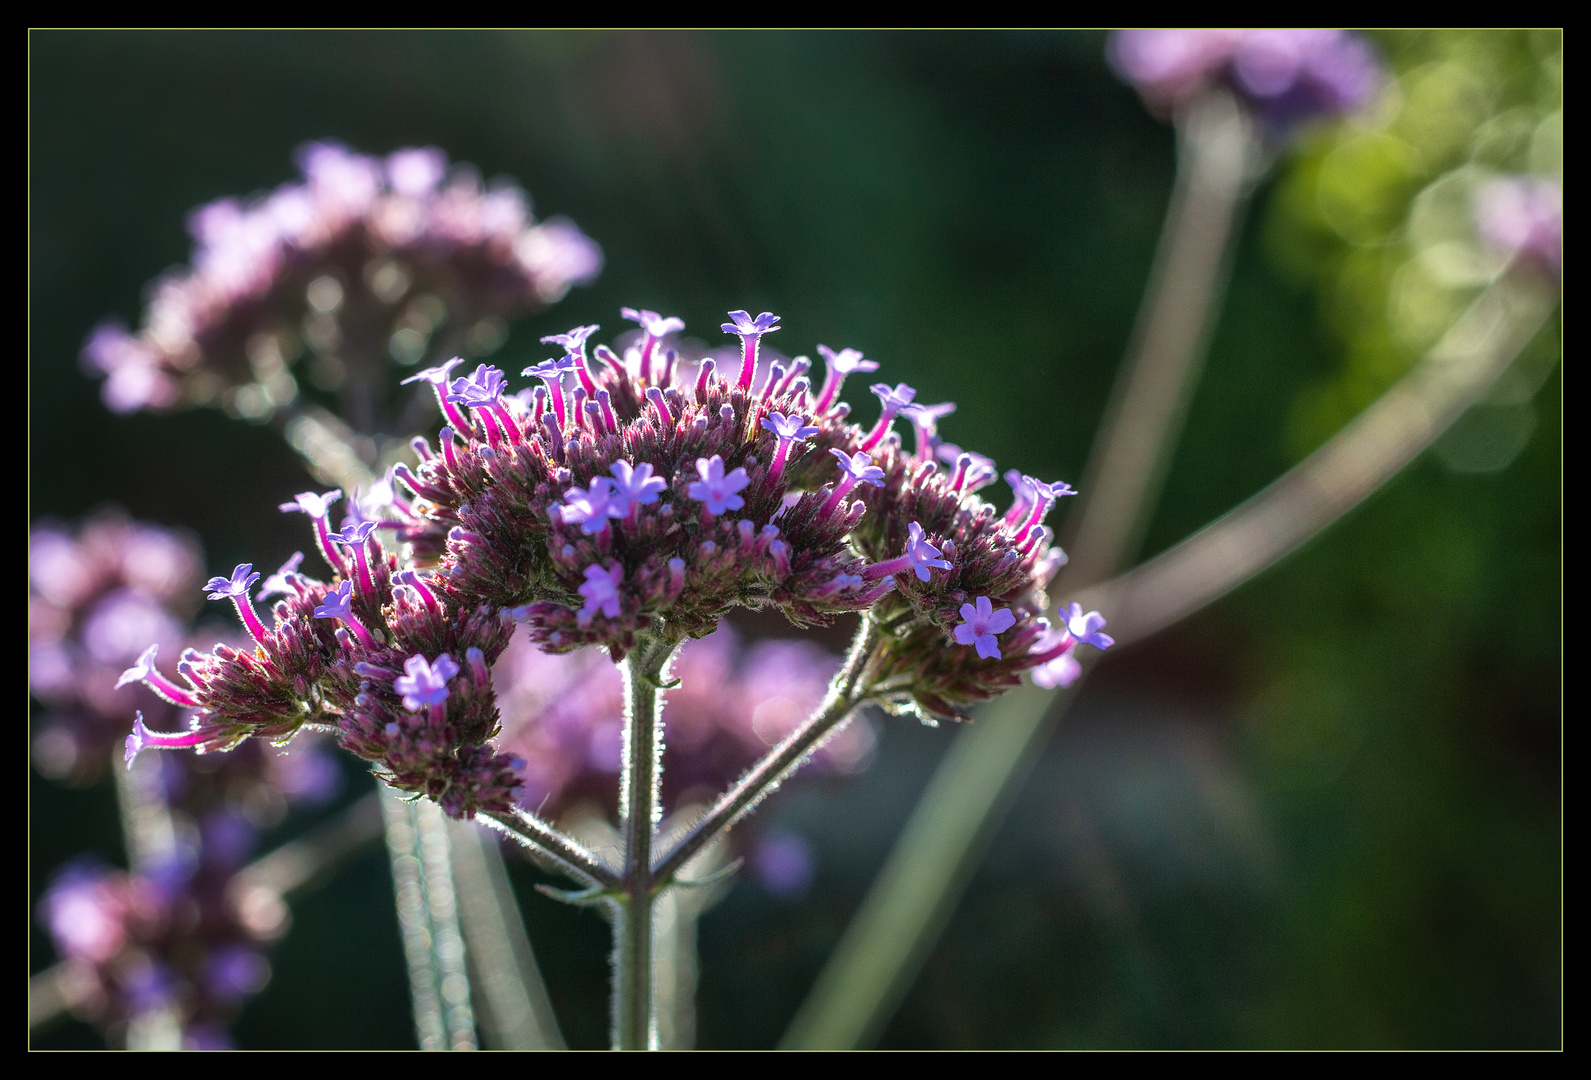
left=613, top=631, right=681, bottom=1051
left=652, top=613, right=879, bottom=887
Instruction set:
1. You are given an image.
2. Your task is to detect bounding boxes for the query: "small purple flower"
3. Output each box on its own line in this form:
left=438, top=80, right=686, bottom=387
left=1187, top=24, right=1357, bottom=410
left=761, top=412, right=820, bottom=442
left=329, top=520, right=379, bottom=548
left=560, top=477, right=619, bottom=534
left=723, top=310, right=781, bottom=391
left=257, top=551, right=305, bottom=600
left=205, top=564, right=261, bottom=600
left=446, top=364, right=507, bottom=408
left=1031, top=649, right=1083, bottom=689
left=313, top=580, right=357, bottom=621
left=817, top=344, right=877, bottom=377
left=721, top=310, right=781, bottom=338
left=829, top=448, right=886, bottom=487
left=902, top=400, right=956, bottom=458
left=607, top=461, right=667, bottom=514
left=621, top=308, right=685, bottom=338
left=540, top=324, right=602, bottom=353
left=903, top=522, right=953, bottom=582
left=954, top=596, right=1017, bottom=660
left=125, top=710, right=210, bottom=766
left=394, top=653, right=460, bottom=712
left=115, top=644, right=161, bottom=690
left=278, top=489, right=343, bottom=520
left=870, top=381, right=917, bottom=414
left=688, top=455, right=751, bottom=516
left=523, top=355, right=579, bottom=382
left=399, top=357, right=465, bottom=387
left=577, top=563, right=625, bottom=625
left=1064, top=604, right=1115, bottom=652
left=861, top=382, right=917, bottom=452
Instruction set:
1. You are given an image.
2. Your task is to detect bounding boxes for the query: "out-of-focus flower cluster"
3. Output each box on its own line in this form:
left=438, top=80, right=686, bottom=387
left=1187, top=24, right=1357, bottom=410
left=1109, top=28, right=1382, bottom=135
left=82, top=142, right=602, bottom=428
left=40, top=734, right=340, bottom=1049
left=33, top=513, right=342, bottom=1047
left=493, top=622, right=871, bottom=820
left=30, top=513, right=205, bottom=782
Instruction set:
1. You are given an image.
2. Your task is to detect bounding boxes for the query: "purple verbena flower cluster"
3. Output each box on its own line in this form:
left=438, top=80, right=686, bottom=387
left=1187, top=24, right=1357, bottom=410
left=82, top=141, right=602, bottom=421
left=33, top=516, right=340, bottom=1048
left=30, top=514, right=205, bottom=781
left=117, top=305, right=1111, bottom=823
left=1108, top=29, right=1383, bottom=135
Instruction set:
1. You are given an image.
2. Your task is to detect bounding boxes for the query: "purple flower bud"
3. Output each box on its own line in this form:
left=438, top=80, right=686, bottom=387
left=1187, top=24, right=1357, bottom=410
left=394, top=653, right=460, bottom=712
left=688, top=455, right=751, bottom=516
left=954, top=596, right=1017, bottom=660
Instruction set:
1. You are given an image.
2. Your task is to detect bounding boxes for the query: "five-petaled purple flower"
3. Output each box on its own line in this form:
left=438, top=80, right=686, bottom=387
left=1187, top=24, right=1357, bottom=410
left=814, top=344, right=879, bottom=414
left=400, top=357, right=465, bottom=388
left=722, top=310, right=781, bottom=391
left=954, top=596, right=1017, bottom=660
left=862, top=382, right=918, bottom=452
left=622, top=308, right=685, bottom=338
left=278, top=490, right=342, bottom=520
left=607, top=461, right=668, bottom=515
left=830, top=449, right=886, bottom=487
left=688, top=455, right=751, bottom=516
left=561, top=478, right=620, bottom=534
left=862, top=521, right=953, bottom=583
left=257, top=552, right=305, bottom=601
left=762, top=412, right=820, bottom=484
left=205, top=565, right=261, bottom=600
left=446, top=364, right=507, bottom=408
left=1064, top=604, right=1115, bottom=651
left=313, top=580, right=356, bottom=621
left=394, top=653, right=460, bottom=712
left=540, top=324, right=601, bottom=354
left=577, top=563, right=625, bottom=626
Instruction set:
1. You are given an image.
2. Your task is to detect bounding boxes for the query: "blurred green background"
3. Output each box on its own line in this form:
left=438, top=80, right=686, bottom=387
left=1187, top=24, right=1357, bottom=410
left=30, top=29, right=1560, bottom=1048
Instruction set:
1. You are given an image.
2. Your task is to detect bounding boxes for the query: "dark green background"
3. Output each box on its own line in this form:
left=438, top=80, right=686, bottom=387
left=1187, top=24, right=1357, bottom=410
left=30, top=30, right=1560, bottom=1048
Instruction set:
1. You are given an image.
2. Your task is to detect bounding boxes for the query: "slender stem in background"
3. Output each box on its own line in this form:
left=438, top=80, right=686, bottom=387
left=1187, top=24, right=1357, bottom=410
left=382, top=788, right=478, bottom=1051
left=782, top=90, right=1261, bottom=1051
left=651, top=613, right=879, bottom=886
left=449, top=818, right=567, bottom=1050
left=1057, top=90, right=1260, bottom=588
left=613, top=631, right=680, bottom=1051
left=113, top=752, right=184, bottom=1051
left=782, top=266, right=1555, bottom=1046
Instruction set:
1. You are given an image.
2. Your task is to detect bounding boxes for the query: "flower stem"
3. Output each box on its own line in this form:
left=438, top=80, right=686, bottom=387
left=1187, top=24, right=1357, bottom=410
left=651, top=613, right=879, bottom=887
left=613, top=630, right=681, bottom=1051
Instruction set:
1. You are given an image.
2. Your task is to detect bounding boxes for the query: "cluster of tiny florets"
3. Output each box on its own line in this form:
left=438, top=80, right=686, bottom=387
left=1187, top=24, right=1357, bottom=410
left=82, top=141, right=601, bottom=421
left=118, top=305, right=1112, bottom=815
